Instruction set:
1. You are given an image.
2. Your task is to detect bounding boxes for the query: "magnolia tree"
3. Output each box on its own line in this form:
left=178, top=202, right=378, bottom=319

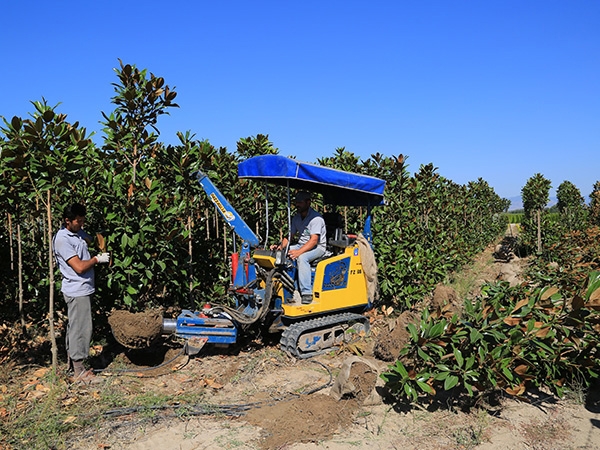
left=0, top=99, right=99, bottom=369
left=590, top=181, right=600, bottom=227
left=556, top=181, right=588, bottom=232
left=521, top=173, right=551, bottom=254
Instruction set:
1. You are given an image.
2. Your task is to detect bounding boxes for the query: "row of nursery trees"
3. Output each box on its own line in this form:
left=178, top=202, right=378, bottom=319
left=382, top=176, right=600, bottom=404
left=2, top=61, right=600, bottom=402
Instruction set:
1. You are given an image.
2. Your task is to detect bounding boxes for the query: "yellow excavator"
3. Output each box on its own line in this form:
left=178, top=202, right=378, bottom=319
left=131, top=155, right=386, bottom=358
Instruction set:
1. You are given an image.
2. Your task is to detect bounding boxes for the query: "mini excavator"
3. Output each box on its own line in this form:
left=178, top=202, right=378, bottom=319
left=118, top=155, right=386, bottom=359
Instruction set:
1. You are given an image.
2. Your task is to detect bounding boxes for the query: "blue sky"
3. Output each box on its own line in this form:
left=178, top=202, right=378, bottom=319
left=2, top=1, right=598, bottom=204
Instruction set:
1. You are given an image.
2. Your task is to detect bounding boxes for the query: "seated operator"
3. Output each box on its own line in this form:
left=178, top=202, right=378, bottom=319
left=271, top=191, right=327, bottom=304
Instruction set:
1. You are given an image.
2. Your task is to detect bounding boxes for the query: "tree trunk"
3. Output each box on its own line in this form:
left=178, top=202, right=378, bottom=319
left=17, top=222, right=25, bottom=334
left=8, top=213, right=14, bottom=271
left=205, top=209, right=210, bottom=239
left=223, top=223, right=227, bottom=261
left=187, top=215, right=193, bottom=305
left=536, top=209, right=542, bottom=254
left=47, top=190, right=58, bottom=371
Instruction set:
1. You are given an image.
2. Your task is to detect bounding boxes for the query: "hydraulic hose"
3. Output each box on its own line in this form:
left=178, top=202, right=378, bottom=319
left=209, top=268, right=275, bottom=325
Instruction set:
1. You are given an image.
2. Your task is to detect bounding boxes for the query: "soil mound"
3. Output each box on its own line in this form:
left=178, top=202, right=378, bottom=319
left=373, top=310, right=419, bottom=361
left=108, top=309, right=164, bottom=349
left=347, top=361, right=378, bottom=402
left=430, top=283, right=461, bottom=314
left=244, top=393, right=357, bottom=449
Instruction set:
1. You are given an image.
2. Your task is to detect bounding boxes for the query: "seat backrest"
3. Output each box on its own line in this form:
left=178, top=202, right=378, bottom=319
left=322, top=212, right=344, bottom=241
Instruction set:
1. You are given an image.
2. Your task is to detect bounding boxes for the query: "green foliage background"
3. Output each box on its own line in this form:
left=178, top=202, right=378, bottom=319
left=2, top=60, right=594, bottom=350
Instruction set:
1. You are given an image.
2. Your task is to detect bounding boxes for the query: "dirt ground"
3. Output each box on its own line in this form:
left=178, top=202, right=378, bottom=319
left=5, top=227, right=600, bottom=449
left=60, top=233, right=599, bottom=450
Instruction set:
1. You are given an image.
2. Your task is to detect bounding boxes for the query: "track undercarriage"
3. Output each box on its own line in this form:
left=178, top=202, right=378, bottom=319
left=279, top=312, right=370, bottom=359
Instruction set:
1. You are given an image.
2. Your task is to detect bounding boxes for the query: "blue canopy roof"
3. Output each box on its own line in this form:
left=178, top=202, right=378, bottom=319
left=238, top=155, right=385, bottom=206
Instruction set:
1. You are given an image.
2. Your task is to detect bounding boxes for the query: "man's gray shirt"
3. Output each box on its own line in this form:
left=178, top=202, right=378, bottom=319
left=291, top=207, right=327, bottom=250
left=54, top=227, right=95, bottom=297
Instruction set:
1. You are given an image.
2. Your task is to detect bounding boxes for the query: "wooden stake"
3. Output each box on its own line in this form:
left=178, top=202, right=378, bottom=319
left=17, top=222, right=24, bottom=333
left=187, top=215, right=193, bottom=296
left=8, top=213, right=14, bottom=271
left=205, top=209, right=210, bottom=239
left=47, top=190, right=57, bottom=371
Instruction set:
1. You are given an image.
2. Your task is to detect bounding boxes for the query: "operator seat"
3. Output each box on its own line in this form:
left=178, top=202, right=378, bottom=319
left=322, top=212, right=355, bottom=255
left=322, top=212, right=344, bottom=242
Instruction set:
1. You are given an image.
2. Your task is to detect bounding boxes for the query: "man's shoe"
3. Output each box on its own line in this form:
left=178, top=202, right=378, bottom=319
left=301, top=294, right=313, bottom=304
left=71, top=369, right=102, bottom=385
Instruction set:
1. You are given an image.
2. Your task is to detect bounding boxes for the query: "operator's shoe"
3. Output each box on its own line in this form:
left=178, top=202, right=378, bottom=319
left=301, top=294, right=313, bottom=304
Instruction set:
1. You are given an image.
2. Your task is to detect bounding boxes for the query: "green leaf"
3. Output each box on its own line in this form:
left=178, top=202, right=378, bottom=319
left=527, top=318, right=536, bottom=333
left=465, top=355, right=475, bottom=370
left=122, top=256, right=133, bottom=267
left=454, top=348, right=464, bottom=368
left=502, top=366, right=514, bottom=381
left=444, top=375, right=459, bottom=390
left=393, top=360, right=409, bottom=378
left=428, top=321, right=446, bottom=339
left=417, top=380, right=433, bottom=393
left=464, top=381, right=474, bottom=396
left=434, top=371, right=449, bottom=381
left=407, top=323, right=419, bottom=342
left=417, top=347, right=430, bottom=362
left=469, top=328, right=483, bottom=344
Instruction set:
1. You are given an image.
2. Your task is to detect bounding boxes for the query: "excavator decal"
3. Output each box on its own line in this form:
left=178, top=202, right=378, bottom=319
left=322, top=258, right=350, bottom=291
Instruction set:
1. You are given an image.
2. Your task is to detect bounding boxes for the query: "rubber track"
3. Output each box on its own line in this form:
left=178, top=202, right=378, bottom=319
left=280, top=312, right=369, bottom=359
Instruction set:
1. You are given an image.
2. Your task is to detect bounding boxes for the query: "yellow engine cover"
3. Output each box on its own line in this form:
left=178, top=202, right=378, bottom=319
left=283, top=244, right=368, bottom=318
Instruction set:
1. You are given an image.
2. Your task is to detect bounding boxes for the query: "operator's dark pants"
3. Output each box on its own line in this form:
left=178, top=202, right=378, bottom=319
left=64, top=294, right=93, bottom=362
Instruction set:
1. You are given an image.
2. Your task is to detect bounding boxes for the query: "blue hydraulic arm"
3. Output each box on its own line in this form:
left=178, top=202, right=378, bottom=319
left=194, top=171, right=260, bottom=248
left=194, top=171, right=260, bottom=289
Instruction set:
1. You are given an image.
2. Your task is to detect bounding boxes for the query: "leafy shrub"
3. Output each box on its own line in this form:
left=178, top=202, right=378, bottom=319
left=382, top=254, right=600, bottom=407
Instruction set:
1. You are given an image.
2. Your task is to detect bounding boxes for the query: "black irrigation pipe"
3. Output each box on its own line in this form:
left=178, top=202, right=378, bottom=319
left=101, top=359, right=334, bottom=419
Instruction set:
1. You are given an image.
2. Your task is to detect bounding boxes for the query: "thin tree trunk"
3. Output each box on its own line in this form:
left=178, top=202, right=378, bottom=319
left=17, top=222, right=24, bottom=333
left=205, top=209, right=210, bottom=239
left=223, top=223, right=227, bottom=260
left=46, top=190, right=58, bottom=373
left=536, top=209, right=542, bottom=254
left=187, top=215, right=193, bottom=298
left=215, top=209, right=219, bottom=238
left=36, top=196, right=42, bottom=263
left=47, top=190, right=58, bottom=371
left=8, top=213, right=14, bottom=271
left=343, top=207, right=347, bottom=234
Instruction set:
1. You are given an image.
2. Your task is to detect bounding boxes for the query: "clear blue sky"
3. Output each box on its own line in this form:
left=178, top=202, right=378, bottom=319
left=2, top=1, right=598, bottom=203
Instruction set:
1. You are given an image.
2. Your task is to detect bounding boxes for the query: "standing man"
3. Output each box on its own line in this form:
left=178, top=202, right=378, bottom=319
left=53, top=203, right=109, bottom=381
left=272, top=192, right=326, bottom=304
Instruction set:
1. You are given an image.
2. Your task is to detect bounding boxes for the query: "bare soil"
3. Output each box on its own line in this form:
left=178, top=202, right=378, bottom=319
left=4, top=230, right=600, bottom=449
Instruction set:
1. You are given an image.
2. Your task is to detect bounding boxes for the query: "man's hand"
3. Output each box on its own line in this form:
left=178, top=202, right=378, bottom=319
left=95, top=253, right=110, bottom=264
left=288, top=248, right=301, bottom=260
